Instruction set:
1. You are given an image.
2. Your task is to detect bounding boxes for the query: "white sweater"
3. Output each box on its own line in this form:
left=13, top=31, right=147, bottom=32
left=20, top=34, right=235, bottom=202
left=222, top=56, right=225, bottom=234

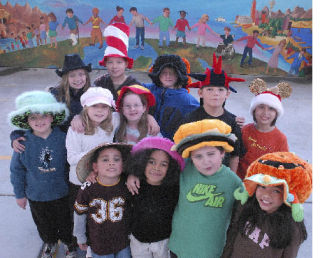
left=66, top=112, right=120, bottom=185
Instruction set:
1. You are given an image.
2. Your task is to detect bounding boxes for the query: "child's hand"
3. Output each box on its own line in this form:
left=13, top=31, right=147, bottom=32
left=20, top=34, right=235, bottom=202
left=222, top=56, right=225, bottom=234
left=126, top=175, right=140, bottom=195
left=86, top=171, right=98, bottom=183
left=147, top=114, right=160, bottom=135
left=78, top=243, right=88, bottom=251
left=71, top=115, right=85, bottom=133
left=16, top=197, right=27, bottom=209
left=12, top=137, right=26, bottom=153
left=235, top=116, right=245, bottom=129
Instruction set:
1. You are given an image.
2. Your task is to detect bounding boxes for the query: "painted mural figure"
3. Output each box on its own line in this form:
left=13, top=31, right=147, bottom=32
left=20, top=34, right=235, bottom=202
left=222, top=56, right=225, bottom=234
left=48, top=12, right=59, bottom=48
left=39, top=16, right=47, bottom=45
left=62, top=8, right=83, bottom=46
left=152, top=7, right=173, bottom=48
left=109, top=6, right=126, bottom=24
left=191, top=14, right=219, bottom=48
left=216, top=26, right=235, bottom=59
left=287, top=48, right=308, bottom=76
left=84, top=8, right=106, bottom=49
left=236, top=30, right=265, bottom=67
left=174, top=10, right=191, bottom=46
left=129, top=7, right=152, bottom=50
left=26, top=26, right=34, bottom=48
left=265, top=39, right=287, bottom=74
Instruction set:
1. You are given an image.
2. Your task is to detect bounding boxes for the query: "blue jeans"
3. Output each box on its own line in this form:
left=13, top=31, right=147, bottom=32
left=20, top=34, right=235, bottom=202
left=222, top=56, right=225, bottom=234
left=159, top=31, right=170, bottom=47
left=240, top=46, right=253, bottom=65
left=135, top=27, right=145, bottom=46
left=92, top=246, right=131, bottom=258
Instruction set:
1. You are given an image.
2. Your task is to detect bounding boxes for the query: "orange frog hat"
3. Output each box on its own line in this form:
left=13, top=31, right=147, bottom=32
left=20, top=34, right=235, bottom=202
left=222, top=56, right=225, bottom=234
left=234, top=152, right=312, bottom=222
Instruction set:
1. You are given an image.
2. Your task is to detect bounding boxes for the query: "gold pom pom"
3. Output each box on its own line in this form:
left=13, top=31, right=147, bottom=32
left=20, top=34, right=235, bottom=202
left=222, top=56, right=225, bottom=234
left=249, top=78, right=267, bottom=95
left=276, top=82, right=292, bottom=99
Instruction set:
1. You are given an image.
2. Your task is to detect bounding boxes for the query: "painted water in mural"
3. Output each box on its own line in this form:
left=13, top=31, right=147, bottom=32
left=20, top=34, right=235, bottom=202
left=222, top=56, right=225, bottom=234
left=0, top=0, right=312, bottom=77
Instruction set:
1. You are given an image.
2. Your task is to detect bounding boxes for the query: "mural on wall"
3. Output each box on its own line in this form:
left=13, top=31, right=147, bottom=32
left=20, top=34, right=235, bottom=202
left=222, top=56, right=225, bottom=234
left=0, top=0, right=312, bottom=77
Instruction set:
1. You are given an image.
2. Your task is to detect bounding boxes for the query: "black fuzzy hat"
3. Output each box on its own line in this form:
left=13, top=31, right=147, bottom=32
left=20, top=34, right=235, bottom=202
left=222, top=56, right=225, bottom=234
left=148, top=54, right=189, bottom=88
left=56, top=54, right=92, bottom=77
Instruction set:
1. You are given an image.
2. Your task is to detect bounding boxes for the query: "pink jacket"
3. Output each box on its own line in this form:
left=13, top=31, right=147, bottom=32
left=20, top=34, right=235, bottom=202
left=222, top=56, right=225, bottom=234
left=191, top=22, right=213, bottom=36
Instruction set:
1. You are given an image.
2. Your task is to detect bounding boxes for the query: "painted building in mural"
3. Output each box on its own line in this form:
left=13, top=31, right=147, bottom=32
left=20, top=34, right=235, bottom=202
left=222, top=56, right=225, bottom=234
left=0, top=0, right=312, bottom=77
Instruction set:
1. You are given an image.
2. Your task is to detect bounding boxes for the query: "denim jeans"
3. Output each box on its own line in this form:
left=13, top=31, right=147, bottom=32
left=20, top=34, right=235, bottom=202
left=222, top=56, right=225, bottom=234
left=240, top=46, right=253, bottom=65
left=92, top=246, right=131, bottom=258
left=159, top=31, right=170, bottom=47
left=135, top=27, right=145, bottom=46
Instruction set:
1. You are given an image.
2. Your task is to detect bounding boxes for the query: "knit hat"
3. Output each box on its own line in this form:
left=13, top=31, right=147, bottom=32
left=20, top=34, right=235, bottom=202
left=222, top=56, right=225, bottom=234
left=56, top=54, right=92, bottom=77
left=116, top=85, right=156, bottom=112
left=8, top=91, right=69, bottom=130
left=188, top=53, right=245, bottom=93
left=234, top=152, right=312, bottom=222
left=131, top=136, right=185, bottom=170
left=172, top=119, right=237, bottom=158
left=76, top=142, right=132, bottom=183
left=80, top=87, right=115, bottom=108
left=99, top=23, right=134, bottom=69
left=148, top=54, right=189, bottom=88
left=249, top=78, right=292, bottom=118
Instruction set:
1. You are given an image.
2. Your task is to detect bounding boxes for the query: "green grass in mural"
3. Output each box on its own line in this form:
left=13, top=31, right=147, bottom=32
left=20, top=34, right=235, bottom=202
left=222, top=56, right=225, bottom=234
left=134, top=55, right=153, bottom=70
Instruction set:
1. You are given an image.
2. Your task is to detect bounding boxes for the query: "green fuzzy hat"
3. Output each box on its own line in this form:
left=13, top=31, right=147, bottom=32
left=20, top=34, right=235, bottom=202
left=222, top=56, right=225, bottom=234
left=8, top=91, right=69, bottom=130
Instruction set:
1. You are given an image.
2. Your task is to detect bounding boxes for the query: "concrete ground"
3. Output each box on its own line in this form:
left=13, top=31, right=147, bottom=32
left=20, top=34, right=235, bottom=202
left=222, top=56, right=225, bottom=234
left=0, top=67, right=312, bottom=257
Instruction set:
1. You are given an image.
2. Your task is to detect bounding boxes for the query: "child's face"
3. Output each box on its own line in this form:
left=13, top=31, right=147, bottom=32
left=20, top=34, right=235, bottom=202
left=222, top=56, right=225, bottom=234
left=105, top=57, right=127, bottom=79
left=254, top=104, right=277, bottom=128
left=122, top=93, right=146, bottom=123
left=67, top=12, right=73, bottom=18
left=130, top=10, right=137, bottom=16
left=93, top=148, right=123, bottom=180
left=191, top=146, right=224, bottom=176
left=28, top=113, right=53, bottom=135
left=180, top=12, right=186, bottom=18
left=163, top=10, right=170, bottom=17
left=86, top=104, right=110, bottom=126
left=255, top=185, right=284, bottom=214
left=159, top=67, right=178, bottom=89
left=224, top=29, right=230, bottom=35
left=253, top=32, right=259, bottom=38
left=199, top=86, right=230, bottom=109
left=68, top=69, right=87, bottom=90
left=145, top=150, right=169, bottom=185
left=118, top=9, right=124, bottom=16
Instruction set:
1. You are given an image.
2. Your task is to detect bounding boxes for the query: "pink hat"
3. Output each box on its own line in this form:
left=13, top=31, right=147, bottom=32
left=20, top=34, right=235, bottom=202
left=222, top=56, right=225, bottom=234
left=131, top=136, right=185, bottom=170
left=80, top=87, right=115, bottom=108
left=99, top=23, right=134, bottom=69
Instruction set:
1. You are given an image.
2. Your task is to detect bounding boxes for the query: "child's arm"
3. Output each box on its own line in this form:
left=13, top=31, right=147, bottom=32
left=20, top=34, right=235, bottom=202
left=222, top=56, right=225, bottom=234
left=144, top=16, right=152, bottom=25
left=147, top=114, right=160, bottom=136
left=229, top=156, right=239, bottom=172
left=70, top=114, right=85, bottom=133
left=66, top=127, right=88, bottom=167
left=206, top=24, right=219, bottom=37
left=10, top=130, right=26, bottom=153
left=62, top=17, right=67, bottom=29
left=16, top=197, right=27, bottom=209
left=73, top=211, right=88, bottom=250
left=235, top=116, right=246, bottom=129
left=126, top=174, right=140, bottom=195
left=190, top=23, right=199, bottom=30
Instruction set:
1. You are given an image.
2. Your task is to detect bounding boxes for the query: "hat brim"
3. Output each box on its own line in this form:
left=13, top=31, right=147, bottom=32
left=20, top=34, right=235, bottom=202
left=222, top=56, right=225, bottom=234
left=99, top=55, right=134, bottom=69
left=76, top=143, right=132, bottom=184
left=56, top=63, right=92, bottom=77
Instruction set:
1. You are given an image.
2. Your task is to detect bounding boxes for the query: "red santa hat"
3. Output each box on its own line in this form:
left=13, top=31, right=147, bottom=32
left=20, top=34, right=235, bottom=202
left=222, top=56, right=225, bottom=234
left=99, top=23, right=134, bottom=69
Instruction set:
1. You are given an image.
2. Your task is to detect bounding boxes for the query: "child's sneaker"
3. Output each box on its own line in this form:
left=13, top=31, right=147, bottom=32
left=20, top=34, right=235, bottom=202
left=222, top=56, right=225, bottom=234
left=41, top=243, right=57, bottom=258
left=65, top=242, right=77, bottom=258
left=141, top=45, right=144, bottom=50
left=86, top=246, right=92, bottom=258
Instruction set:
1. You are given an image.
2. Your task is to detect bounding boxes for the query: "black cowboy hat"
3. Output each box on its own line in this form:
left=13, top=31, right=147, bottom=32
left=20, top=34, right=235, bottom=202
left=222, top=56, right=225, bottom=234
left=56, top=54, right=92, bottom=77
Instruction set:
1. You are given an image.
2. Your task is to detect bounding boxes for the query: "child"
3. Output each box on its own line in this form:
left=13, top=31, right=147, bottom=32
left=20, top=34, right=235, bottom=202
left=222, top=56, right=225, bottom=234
left=235, top=30, right=265, bottom=67
left=9, top=91, right=76, bottom=258
left=265, top=39, right=287, bottom=74
left=39, top=16, right=47, bottom=45
left=222, top=152, right=312, bottom=257
left=127, top=137, right=184, bottom=257
left=115, top=85, right=161, bottom=144
left=109, top=6, right=126, bottom=24
left=237, top=78, right=291, bottom=179
left=129, top=7, right=152, bottom=50
left=185, top=53, right=246, bottom=172
left=152, top=7, right=173, bottom=48
left=169, top=119, right=242, bottom=258
left=10, top=54, right=92, bottom=151
left=84, top=7, right=106, bottom=49
left=62, top=8, right=83, bottom=46
left=174, top=10, right=191, bottom=46
left=26, top=26, right=34, bottom=48
left=48, top=12, right=59, bottom=48
left=95, top=23, right=140, bottom=100
left=287, top=48, right=308, bottom=76
left=144, top=54, right=199, bottom=140
left=74, top=142, right=132, bottom=257
left=220, top=26, right=234, bottom=46
left=191, top=14, right=219, bottom=48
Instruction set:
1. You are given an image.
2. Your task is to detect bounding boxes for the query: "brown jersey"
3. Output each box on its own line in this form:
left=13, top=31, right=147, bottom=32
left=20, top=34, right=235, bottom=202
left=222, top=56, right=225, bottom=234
left=74, top=178, right=131, bottom=255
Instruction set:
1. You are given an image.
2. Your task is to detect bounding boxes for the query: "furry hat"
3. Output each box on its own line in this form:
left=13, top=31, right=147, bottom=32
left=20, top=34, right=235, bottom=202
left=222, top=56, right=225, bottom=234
left=8, top=91, right=69, bottom=130
left=249, top=78, right=292, bottom=118
left=234, top=152, right=312, bottom=222
left=56, top=54, right=92, bottom=77
left=131, top=136, right=185, bottom=170
left=188, top=53, right=245, bottom=92
left=80, top=87, right=115, bottom=108
left=172, top=119, right=237, bottom=158
left=148, top=54, right=189, bottom=88
left=99, top=23, right=134, bottom=69
left=76, top=142, right=132, bottom=183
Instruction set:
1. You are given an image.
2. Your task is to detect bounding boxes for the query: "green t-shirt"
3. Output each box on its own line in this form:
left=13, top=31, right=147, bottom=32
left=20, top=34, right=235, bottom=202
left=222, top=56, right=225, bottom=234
left=169, top=160, right=242, bottom=258
left=152, top=16, right=173, bottom=31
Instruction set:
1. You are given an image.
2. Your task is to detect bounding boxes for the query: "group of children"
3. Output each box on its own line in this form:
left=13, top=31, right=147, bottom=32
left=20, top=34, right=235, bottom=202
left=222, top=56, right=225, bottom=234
left=9, top=21, right=312, bottom=258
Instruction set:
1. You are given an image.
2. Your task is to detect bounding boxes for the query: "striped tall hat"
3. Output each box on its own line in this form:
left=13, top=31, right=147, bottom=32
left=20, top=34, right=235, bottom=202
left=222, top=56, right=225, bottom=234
left=99, top=23, right=134, bottom=69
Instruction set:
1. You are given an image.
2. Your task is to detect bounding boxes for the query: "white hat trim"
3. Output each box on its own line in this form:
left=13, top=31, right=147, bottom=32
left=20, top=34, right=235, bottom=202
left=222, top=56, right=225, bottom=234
left=104, top=46, right=126, bottom=58
left=249, top=93, right=284, bottom=118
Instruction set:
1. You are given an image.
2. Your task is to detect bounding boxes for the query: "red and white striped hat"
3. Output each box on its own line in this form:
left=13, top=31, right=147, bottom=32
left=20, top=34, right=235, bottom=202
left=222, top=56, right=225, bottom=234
left=99, top=23, right=134, bottom=69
